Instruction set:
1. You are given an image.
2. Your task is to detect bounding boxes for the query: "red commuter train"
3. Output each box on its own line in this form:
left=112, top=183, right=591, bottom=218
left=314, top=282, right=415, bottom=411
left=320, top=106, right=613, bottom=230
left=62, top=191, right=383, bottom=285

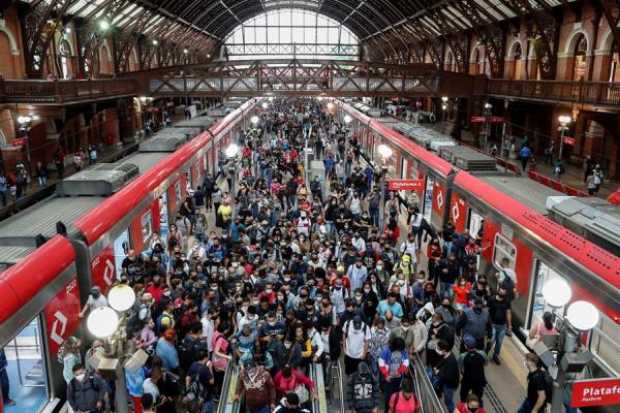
left=0, top=99, right=257, bottom=413
left=339, top=101, right=620, bottom=381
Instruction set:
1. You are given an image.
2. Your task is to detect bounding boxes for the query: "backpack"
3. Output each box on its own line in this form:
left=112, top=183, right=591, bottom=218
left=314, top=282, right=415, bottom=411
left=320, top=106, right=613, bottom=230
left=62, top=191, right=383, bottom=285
left=344, top=320, right=369, bottom=340
left=70, top=375, right=100, bottom=401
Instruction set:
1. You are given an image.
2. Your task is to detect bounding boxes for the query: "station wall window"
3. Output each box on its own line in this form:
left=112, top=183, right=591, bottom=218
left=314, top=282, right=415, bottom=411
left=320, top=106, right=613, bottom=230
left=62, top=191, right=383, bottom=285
left=492, top=233, right=517, bottom=274
left=141, top=211, right=153, bottom=243
left=1, top=318, right=49, bottom=413
left=590, top=313, right=620, bottom=376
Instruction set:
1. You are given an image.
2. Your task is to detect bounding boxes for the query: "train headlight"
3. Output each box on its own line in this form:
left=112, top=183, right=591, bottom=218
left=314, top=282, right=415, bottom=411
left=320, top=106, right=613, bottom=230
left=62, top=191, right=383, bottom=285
left=566, top=301, right=600, bottom=332
left=87, top=306, right=120, bottom=338
left=108, top=284, right=136, bottom=313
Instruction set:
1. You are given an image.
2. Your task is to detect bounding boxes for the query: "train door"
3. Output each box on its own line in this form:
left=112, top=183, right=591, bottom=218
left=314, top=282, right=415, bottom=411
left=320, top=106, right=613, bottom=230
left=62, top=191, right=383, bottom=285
left=0, top=318, right=50, bottom=413
left=159, top=192, right=169, bottom=241
left=527, top=260, right=569, bottom=330
left=422, top=175, right=435, bottom=222
left=112, top=230, right=130, bottom=279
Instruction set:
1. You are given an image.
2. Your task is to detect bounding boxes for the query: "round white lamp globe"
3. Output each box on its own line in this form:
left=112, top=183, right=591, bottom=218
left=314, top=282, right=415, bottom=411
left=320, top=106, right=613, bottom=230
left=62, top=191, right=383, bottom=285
left=225, top=143, right=240, bottom=159
left=250, top=115, right=260, bottom=125
left=542, top=278, right=572, bottom=308
left=343, top=115, right=352, bottom=124
left=87, top=306, right=119, bottom=338
left=566, top=301, right=599, bottom=331
left=377, top=144, right=393, bottom=160
left=107, top=284, right=136, bottom=312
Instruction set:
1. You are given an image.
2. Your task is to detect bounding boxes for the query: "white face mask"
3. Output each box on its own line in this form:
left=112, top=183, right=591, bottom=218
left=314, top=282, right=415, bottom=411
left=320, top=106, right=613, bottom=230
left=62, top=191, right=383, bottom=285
left=76, top=373, right=86, bottom=382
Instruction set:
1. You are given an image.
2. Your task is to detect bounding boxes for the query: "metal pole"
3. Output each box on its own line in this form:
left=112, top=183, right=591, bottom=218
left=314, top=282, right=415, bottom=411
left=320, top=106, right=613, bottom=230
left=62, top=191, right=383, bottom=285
left=379, top=166, right=386, bottom=232
left=559, top=127, right=565, bottom=162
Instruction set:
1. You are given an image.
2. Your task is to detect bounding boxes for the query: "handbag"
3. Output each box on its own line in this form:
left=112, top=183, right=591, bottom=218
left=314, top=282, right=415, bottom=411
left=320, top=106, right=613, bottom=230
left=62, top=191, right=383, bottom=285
left=294, top=384, right=310, bottom=404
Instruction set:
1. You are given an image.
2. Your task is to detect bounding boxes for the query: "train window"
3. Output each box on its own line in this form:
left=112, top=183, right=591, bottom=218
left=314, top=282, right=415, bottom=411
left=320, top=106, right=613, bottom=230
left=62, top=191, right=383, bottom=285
left=1, top=318, right=50, bottom=412
left=493, top=233, right=517, bottom=274
left=113, top=230, right=130, bottom=279
left=590, top=313, right=620, bottom=376
left=141, top=211, right=153, bottom=244
left=175, top=182, right=182, bottom=207
left=530, top=262, right=567, bottom=329
left=422, top=175, right=434, bottom=222
left=159, top=194, right=169, bottom=240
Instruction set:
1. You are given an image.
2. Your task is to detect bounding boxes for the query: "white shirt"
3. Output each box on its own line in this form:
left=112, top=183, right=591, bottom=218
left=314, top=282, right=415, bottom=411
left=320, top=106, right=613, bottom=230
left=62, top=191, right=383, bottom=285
left=201, top=316, right=215, bottom=352
left=400, top=241, right=417, bottom=260
left=87, top=294, right=108, bottom=310
left=297, top=217, right=311, bottom=236
left=343, top=320, right=371, bottom=359
left=352, top=237, right=366, bottom=253
left=143, top=378, right=160, bottom=400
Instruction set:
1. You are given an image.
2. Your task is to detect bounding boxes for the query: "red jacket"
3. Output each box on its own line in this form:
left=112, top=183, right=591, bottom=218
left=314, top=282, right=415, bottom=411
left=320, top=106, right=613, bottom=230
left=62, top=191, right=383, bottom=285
left=273, top=369, right=315, bottom=398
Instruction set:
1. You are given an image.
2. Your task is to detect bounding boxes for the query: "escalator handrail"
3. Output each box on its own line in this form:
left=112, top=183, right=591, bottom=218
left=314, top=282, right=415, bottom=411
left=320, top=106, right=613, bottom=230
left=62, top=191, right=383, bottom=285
left=311, top=362, right=329, bottom=413
left=216, top=363, right=234, bottom=413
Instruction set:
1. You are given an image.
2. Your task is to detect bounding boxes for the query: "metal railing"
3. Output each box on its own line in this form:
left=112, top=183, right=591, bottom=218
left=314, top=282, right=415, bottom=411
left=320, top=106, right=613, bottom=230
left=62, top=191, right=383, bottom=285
left=309, top=363, right=329, bottom=413
left=217, top=364, right=242, bottom=413
left=485, top=79, right=620, bottom=106
left=411, top=353, right=447, bottom=413
left=0, top=78, right=138, bottom=103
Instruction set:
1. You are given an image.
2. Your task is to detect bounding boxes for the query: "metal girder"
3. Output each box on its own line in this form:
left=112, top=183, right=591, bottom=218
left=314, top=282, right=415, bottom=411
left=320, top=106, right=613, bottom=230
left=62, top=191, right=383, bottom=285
left=132, top=58, right=466, bottom=98
left=601, top=0, right=620, bottom=54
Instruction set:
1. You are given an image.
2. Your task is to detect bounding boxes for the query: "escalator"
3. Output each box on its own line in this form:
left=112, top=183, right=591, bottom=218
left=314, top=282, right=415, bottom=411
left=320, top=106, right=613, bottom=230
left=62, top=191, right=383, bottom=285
left=216, top=364, right=242, bottom=413
left=308, top=363, right=329, bottom=413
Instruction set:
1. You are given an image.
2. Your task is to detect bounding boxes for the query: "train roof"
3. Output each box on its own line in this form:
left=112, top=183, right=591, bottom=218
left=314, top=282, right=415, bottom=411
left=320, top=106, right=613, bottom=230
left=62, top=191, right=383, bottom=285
left=75, top=99, right=256, bottom=245
left=173, top=116, right=216, bottom=129
left=0, top=246, right=36, bottom=269
left=548, top=196, right=620, bottom=247
left=479, top=175, right=563, bottom=214
left=154, top=127, right=202, bottom=138
left=112, top=152, right=170, bottom=174
left=0, top=196, right=104, bottom=247
left=455, top=171, right=620, bottom=320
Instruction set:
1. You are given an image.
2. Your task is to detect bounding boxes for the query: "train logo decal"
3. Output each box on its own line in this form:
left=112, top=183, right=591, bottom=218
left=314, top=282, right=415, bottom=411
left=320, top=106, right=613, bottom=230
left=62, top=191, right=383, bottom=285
left=452, top=202, right=460, bottom=221
left=436, top=190, right=444, bottom=209
left=103, top=258, right=115, bottom=287
left=49, top=311, right=68, bottom=346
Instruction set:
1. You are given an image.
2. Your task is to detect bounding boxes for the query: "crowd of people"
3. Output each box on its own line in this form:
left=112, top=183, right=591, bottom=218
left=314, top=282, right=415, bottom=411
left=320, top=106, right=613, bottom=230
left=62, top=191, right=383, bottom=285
left=57, top=98, right=557, bottom=413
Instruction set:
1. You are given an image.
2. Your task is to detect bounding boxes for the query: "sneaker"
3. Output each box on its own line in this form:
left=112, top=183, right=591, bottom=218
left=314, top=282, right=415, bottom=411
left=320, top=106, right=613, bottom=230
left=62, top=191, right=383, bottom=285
left=492, top=355, right=501, bottom=365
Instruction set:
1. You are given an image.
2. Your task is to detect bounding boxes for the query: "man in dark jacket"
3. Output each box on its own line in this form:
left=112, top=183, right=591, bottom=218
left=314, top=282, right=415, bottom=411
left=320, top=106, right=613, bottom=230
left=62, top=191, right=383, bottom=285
left=67, top=364, right=106, bottom=413
left=457, top=298, right=492, bottom=351
left=346, top=361, right=379, bottom=413
left=274, top=393, right=310, bottom=413
left=435, top=340, right=459, bottom=413
left=458, top=334, right=487, bottom=404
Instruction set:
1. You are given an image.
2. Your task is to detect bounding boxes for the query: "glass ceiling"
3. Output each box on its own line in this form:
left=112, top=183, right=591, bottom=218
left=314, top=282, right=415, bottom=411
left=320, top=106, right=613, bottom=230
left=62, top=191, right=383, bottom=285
left=224, top=8, right=360, bottom=61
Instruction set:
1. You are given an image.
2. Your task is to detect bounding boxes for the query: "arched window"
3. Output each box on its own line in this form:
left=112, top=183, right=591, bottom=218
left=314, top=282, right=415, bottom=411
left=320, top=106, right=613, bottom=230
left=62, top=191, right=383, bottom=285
left=224, top=9, right=359, bottom=60
left=609, top=42, right=620, bottom=83
left=572, top=33, right=588, bottom=81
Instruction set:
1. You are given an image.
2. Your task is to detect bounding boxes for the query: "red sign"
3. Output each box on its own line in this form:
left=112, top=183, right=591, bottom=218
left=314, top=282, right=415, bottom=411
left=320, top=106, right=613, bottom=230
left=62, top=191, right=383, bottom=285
left=388, top=179, right=424, bottom=191
left=43, top=277, right=81, bottom=358
left=91, top=246, right=116, bottom=294
left=571, top=378, right=620, bottom=408
left=450, top=193, right=467, bottom=232
left=563, top=136, right=576, bottom=146
left=470, top=116, right=504, bottom=124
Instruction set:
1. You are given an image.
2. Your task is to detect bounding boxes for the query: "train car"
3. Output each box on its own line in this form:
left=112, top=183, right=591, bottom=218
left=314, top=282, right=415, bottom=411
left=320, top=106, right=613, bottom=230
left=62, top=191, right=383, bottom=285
left=340, top=101, right=620, bottom=379
left=547, top=196, right=620, bottom=256
left=172, top=115, right=216, bottom=131
left=0, top=99, right=257, bottom=413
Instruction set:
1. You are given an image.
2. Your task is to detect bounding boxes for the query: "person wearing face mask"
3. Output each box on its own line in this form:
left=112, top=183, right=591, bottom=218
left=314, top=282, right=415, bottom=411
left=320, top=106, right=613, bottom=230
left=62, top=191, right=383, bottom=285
left=487, top=287, right=512, bottom=365
left=434, top=339, right=460, bottom=412
left=388, top=316, right=415, bottom=350
left=67, top=364, right=106, bottom=413
left=455, top=394, right=487, bottom=413
left=347, top=257, right=368, bottom=293
left=379, top=336, right=410, bottom=412
left=79, top=286, right=108, bottom=319
left=458, top=334, right=487, bottom=405
left=435, top=297, right=457, bottom=330
left=457, top=298, right=491, bottom=352
left=518, top=353, right=550, bottom=413
left=377, top=292, right=404, bottom=319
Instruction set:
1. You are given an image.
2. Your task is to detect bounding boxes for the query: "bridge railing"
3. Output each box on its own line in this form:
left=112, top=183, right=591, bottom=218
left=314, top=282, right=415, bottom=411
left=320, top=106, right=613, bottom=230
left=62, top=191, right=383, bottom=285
left=485, top=78, right=620, bottom=106
left=0, top=78, right=138, bottom=103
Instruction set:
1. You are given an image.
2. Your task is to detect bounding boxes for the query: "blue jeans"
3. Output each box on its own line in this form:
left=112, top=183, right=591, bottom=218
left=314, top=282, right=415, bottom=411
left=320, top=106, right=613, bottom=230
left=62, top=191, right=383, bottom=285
left=443, top=384, right=456, bottom=412
left=492, top=324, right=507, bottom=358
left=439, top=282, right=454, bottom=299
left=201, top=400, right=213, bottom=413
left=517, top=399, right=546, bottom=413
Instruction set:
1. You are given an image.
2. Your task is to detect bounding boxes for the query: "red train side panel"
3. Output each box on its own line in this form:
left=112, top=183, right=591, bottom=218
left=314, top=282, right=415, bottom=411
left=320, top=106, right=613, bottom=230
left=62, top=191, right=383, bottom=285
left=0, top=236, right=75, bottom=325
